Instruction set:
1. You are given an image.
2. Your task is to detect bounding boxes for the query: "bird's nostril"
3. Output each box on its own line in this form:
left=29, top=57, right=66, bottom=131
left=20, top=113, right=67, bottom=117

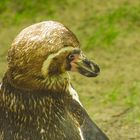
left=83, top=59, right=100, bottom=73
left=90, top=63, right=95, bottom=71
left=94, top=63, right=100, bottom=73
left=83, top=59, right=91, bottom=67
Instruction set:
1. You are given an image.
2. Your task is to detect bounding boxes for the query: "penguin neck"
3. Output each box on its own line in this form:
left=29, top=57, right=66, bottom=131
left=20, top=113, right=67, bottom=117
left=0, top=72, right=71, bottom=112
left=4, top=70, right=70, bottom=93
left=43, top=72, right=71, bottom=91
left=0, top=74, right=69, bottom=120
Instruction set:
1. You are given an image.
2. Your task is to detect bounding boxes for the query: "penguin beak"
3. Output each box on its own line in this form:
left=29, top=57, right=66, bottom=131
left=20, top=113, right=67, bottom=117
left=70, top=54, right=100, bottom=77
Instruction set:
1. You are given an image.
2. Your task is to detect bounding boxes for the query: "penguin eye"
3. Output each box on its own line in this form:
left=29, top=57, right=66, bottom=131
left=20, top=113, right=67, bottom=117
left=68, top=54, right=75, bottom=61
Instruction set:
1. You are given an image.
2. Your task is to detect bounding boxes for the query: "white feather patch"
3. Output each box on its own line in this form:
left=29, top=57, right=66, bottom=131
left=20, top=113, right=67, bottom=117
left=69, top=85, right=83, bottom=106
left=78, top=127, right=84, bottom=140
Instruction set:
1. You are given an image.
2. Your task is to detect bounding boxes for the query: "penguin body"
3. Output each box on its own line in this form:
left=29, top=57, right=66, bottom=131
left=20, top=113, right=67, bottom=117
left=0, top=21, right=109, bottom=140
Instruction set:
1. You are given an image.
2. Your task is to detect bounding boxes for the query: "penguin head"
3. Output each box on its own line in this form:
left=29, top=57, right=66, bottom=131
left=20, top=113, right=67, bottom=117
left=7, top=21, right=99, bottom=90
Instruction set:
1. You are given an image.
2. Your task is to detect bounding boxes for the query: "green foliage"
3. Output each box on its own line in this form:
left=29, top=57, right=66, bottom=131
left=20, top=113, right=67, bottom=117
left=125, top=82, right=140, bottom=107
left=1, top=1, right=140, bottom=49
left=104, top=88, right=121, bottom=103
left=85, top=4, right=140, bottom=48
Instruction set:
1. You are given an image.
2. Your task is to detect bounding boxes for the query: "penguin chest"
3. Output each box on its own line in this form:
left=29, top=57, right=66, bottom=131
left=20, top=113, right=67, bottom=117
left=33, top=101, right=82, bottom=140
left=0, top=98, right=82, bottom=140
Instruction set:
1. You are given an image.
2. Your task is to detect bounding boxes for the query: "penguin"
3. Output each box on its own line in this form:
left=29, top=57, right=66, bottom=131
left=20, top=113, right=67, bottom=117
left=0, top=21, right=109, bottom=140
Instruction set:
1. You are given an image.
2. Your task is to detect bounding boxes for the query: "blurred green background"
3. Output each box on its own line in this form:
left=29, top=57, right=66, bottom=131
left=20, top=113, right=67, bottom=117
left=0, top=0, right=140, bottom=139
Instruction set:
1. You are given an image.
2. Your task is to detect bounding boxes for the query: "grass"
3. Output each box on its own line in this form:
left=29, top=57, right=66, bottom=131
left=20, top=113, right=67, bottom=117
left=0, top=0, right=140, bottom=139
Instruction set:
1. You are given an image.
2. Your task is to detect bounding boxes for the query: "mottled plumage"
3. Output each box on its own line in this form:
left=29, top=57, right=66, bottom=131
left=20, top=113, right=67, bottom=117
left=0, top=21, right=109, bottom=140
